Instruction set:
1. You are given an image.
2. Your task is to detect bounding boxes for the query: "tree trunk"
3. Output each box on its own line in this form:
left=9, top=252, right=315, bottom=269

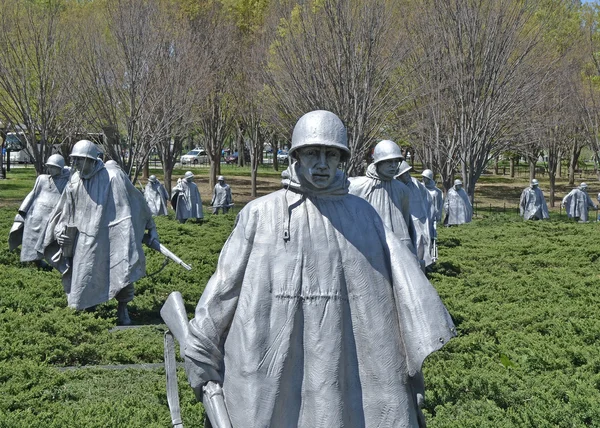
left=510, top=158, right=515, bottom=178
left=549, top=172, right=556, bottom=208
left=143, top=161, right=149, bottom=180
left=529, top=159, right=536, bottom=182
left=568, top=143, right=582, bottom=186
left=494, top=156, right=499, bottom=175
left=557, top=153, right=562, bottom=178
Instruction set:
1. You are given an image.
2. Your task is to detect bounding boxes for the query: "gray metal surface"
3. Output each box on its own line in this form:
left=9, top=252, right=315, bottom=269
left=12, top=167, right=70, bottom=261
left=37, top=150, right=157, bottom=310
left=520, top=182, right=549, bottom=220
left=444, top=181, right=472, bottom=225
left=145, top=179, right=169, bottom=216
left=184, top=110, right=455, bottom=428
left=172, top=175, right=203, bottom=221
left=562, top=183, right=597, bottom=222
left=349, top=163, right=413, bottom=249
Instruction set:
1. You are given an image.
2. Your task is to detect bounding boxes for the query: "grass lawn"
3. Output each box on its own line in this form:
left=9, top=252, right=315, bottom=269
left=1, top=167, right=600, bottom=427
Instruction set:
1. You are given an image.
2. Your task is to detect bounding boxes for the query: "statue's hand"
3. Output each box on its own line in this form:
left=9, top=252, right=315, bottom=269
left=416, top=392, right=424, bottom=408
left=56, top=233, right=72, bottom=247
left=147, top=227, right=160, bottom=248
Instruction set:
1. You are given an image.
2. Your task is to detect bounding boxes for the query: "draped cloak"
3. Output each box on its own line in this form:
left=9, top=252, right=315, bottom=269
left=562, top=188, right=596, bottom=222
left=145, top=181, right=169, bottom=216
left=37, top=160, right=154, bottom=309
left=348, top=163, right=413, bottom=249
left=185, top=164, right=455, bottom=428
left=12, top=168, right=70, bottom=261
left=211, top=183, right=233, bottom=209
left=404, top=177, right=434, bottom=267
left=519, top=186, right=549, bottom=220
left=172, top=179, right=203, bottom=221
left=424, top=182, right=443, bottom=225
left=444, top=187, right=472, bottom=225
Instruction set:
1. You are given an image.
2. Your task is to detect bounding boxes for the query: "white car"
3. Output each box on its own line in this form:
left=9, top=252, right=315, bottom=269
left=277, top=150, right=289, bottom=165
left=181, top=148, right=208, bottom=165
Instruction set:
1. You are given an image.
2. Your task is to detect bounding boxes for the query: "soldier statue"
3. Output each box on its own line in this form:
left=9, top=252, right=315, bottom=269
left=9, top=154, right=70, bottom=266
left=562, top=182, right=597, bottom=223
left=519, top=179, right=549, bottom=220
left=348, top=140, right=413, bottom=250
left=37, top=140, right=159, bottom=325
left=172, top=171, right=203, bottom=223
left=396, top=161, right=434, bottom=268
left=145, top=175, right=169, bottom=216
left=211, top=175, right=233, bottom=215
left=444, top=179, right=472, bottom=226
left=184, top=110, right=455, bottom=428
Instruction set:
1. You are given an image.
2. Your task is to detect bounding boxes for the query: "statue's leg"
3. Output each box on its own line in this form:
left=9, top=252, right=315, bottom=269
left=115, top=284, right=134, bottom=325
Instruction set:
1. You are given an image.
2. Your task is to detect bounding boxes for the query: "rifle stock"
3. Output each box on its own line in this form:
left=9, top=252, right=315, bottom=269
left=160, top=292, right=233, bottom=428
left=160, top=292, right=189, bottom=359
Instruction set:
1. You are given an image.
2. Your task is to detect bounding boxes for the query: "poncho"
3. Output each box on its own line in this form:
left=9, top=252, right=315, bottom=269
left=185, top=163, right=455, bottom=428
left=38, top=160, right=154, bottom=309
left=444, top=187, right=472, bottom=225
left=404, top=177, right=434, bottom=267
left=172, top=179, right=203, bottom=220
left=424, top=181, right=443, bottom=224
left=13, top=168, right=70, bottom=262
left=211, top=183, right=232, bottom=209
left=520, top=186, right=549, bottom=220
left=145, top=181, right=169, bottom=216
left=562, top=188, right=596, bottom=222
left=348, top=163, right=413, bottom=248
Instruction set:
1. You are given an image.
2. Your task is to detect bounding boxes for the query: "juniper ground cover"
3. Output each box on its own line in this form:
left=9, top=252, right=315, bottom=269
left=1, top=168, right=600, bottom=427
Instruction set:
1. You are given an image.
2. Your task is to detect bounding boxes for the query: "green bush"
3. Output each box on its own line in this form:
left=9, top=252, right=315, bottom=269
left=2, top=172, right=600, bottom=426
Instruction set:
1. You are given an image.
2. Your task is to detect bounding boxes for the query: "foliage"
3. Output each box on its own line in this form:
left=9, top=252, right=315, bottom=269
left=3, top=173, right=600, bottom=426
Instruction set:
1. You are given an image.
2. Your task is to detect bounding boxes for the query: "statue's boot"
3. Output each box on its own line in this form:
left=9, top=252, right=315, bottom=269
left=117, top=302, right=132, bottom=326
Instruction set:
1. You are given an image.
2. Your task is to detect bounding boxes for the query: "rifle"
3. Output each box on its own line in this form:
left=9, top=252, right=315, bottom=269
left=160, top=292, right=232, bottom=428
left=143, top=235, right=192, bottom=271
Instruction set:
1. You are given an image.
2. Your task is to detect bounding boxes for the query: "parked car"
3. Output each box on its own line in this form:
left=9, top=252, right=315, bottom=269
left=181, top=148, right=208, bottom=165
left=224, top=149, right=251, bottom=165
left=277, top=150, right=289, bottom=165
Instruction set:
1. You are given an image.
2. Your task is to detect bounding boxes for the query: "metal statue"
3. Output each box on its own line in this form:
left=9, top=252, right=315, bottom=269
left=562, top=182, right=597, bottom=223
left=519, top=179, right=549, bottom=220
left=211, top=175, right=233, bottom=215
left=396, top=161, right=434, bottom=268
left=183, top=110, right=455, bottom=428
left=444, top=179, right=472, bottom=226
left=348, top=140, right=413, bottom=250
left=172, top=171, right=203, bottom=223
left=8, top=154, right=70, bottom=264
left=145, top=175, right=169, bottom=216
left=421, top=169, right=443, bottom=262
left=37, top=140, right=160, bottom=325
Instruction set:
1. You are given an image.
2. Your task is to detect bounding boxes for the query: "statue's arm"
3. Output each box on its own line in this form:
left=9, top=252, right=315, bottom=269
left=185, top=209, right=255, bottom=396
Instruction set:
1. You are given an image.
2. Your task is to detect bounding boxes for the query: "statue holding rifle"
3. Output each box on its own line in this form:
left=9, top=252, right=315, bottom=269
left=37, top=140, right=163, bottom=325
left=163, top=111, right=455, bottom=428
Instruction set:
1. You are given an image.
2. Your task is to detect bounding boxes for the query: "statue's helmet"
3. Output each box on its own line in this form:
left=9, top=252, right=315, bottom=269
left=217, top=175, right=224, bottom=181
left=70, top=140, right=99, bottom=160
left=45, top=154, right=65, bottom=169
left=580, top=182, right=588, bottom=189
left=149, top=175, right=157, bottom=182
left=289, top=110, right=350, bottom=161
left=184, top=171, right=194, bottom=179
left=531, top=179, right=539, bottom=186
left=396, top=160, right=412, bottom=177
left=454, top=179, right=463, bottom=186
left=372, top=140, right=403, bottom=164
left=421, top=169, right=434, bottom=181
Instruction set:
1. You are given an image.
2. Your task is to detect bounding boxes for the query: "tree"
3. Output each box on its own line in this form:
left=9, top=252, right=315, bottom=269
left=0, top=0, right=79, bottom=174
left=404, top=0, right=565, bottom=200
left=264, top=0, right=409, bottom=175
